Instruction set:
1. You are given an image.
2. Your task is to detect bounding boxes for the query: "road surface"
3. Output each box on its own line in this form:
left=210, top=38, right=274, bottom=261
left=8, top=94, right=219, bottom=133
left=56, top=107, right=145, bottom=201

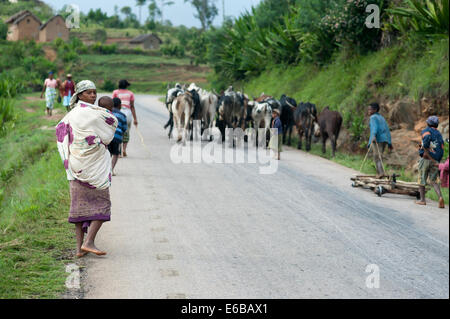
left=82, top=94, right=449, bottom=299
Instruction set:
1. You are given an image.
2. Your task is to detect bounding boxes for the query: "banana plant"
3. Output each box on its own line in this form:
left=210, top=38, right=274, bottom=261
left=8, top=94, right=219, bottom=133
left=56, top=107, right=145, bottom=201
left=388, top=0, right=449, bottom=37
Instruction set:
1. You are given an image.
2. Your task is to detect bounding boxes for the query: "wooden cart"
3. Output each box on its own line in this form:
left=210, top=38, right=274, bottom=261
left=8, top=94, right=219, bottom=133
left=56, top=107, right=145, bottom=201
left=351, top=174, right=427, bottom=199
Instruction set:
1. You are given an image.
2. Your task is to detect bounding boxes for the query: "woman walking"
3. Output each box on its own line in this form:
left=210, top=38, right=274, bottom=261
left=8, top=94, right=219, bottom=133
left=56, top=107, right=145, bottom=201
left=56, top=80, right=118, bottom=257
left=112, top=80, right=138, bottom=157
left=40, top=71, right=58, bottom=116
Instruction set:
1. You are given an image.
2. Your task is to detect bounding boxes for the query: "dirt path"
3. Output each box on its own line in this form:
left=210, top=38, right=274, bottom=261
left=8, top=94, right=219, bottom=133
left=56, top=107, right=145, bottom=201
left=81, top=95, right=449, bottom=299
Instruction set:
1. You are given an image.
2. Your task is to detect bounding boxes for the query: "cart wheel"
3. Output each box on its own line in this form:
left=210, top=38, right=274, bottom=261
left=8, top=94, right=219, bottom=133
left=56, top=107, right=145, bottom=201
left=352, top=182, right=357, bottom=188
left=376, top=186, right=384, bottom=197
left=415, top=192, right=421, bottom=200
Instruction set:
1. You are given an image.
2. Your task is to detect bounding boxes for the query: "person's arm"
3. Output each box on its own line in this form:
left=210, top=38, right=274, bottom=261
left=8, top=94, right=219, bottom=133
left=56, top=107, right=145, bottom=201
left=130, top=99, right=138, bottom=126
left=385, top=121, right=393, bottom=150
left=368, top=116, right=377, bottom=147
left=40, top=80, right=47, bottom=98
left=422, top=133, right=435, bottom=161
left=121, top=116, right=128, bottom=134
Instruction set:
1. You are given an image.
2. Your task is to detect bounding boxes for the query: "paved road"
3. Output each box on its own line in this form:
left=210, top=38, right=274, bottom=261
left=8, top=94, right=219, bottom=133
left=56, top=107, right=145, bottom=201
left=82, top=94, right=449, bottom=299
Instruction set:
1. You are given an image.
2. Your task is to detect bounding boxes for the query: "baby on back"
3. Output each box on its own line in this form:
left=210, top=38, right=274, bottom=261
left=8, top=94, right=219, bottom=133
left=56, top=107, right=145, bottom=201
left=98, top=96, right=114, bottom=112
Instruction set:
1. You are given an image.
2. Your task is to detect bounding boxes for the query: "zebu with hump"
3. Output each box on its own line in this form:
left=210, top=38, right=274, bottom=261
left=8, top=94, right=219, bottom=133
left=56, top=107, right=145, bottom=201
left=165, top=83, right=184, bottom=139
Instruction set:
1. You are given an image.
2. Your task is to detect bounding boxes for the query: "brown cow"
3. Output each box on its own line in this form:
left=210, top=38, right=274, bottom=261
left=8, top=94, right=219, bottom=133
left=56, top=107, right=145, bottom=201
left=254, top=93, right=273, bottom=103
left=314, top=107, right=343, bottom=157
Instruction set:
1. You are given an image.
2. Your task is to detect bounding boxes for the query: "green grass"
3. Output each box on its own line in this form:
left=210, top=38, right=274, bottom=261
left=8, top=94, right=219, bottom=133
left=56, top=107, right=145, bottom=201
left=77, top=54, right=211, bottom=94
left=244, top=38, right=449, bottom=109
left=0, top=95, right=75, bottom=298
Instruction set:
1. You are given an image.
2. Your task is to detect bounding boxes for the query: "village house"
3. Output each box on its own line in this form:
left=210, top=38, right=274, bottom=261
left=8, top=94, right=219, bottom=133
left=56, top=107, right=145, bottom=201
left=129, top=33, right=163, bottom=50
left=39, top=15, right=69, bottom=42
left=5, top=10, right=41, bottom=41
left=5, top=10, right=69, bottom=42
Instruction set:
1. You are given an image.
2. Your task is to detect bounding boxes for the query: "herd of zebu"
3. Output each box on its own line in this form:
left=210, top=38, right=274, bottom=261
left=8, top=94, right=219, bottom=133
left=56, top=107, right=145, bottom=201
left=164, top=83, right=343, bottom=157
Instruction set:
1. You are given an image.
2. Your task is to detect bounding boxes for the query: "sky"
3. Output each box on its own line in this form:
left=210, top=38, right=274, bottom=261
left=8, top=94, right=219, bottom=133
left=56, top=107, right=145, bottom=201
left=42, top=0, right=263, bottom=28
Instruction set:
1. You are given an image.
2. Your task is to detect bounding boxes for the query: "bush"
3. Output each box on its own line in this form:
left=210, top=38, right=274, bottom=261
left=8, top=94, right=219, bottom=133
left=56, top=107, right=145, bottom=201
left=0, top=76, right=23, bottom=98
left=320, top=0, right=385, bottom=53
left=0, top=20, right=7, bottom=40
left=68, top=37, right=88, bottom=54
left=90, top=42, right=117, bottom=54
left=347, top=111, right=367, bottom=143
left=101, top=79, right=116, bottom=92
left=0, top=98, right=16, bottom=136
left=93, top=29, right=107, bottom=43
left=388, top=0, right=449, bottom=38
left=160, top=43, right=185, bottom=58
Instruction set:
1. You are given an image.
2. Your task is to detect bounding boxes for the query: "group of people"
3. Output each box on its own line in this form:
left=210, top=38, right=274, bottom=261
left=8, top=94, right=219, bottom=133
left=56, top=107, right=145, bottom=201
left=55, top=78, right=138, bottom=257
left=54, top=77, right=447, bottom=258
left=367, top=102, right=448, bottom=209
left=41, top=72, right=76, bottom=115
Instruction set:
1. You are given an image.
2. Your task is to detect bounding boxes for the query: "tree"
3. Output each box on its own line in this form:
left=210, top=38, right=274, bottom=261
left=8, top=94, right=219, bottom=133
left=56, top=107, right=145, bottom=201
left=136, top=0, right=147, bottom=25
left=184, top=0, right=218, bottom=30
left=157, top=0, right=175, bottom=24
left=121, top=6, right=132, bottom=19
left=148, top=0, right=162, bottom=22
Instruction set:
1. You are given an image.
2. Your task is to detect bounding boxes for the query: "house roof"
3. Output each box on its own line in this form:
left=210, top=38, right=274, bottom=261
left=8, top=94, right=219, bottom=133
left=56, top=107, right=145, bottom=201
left=129, top=33, right=162, bottom=44
left=5, top=10, right=42, bottom=25
left=39, top=15, right=66, bottom=30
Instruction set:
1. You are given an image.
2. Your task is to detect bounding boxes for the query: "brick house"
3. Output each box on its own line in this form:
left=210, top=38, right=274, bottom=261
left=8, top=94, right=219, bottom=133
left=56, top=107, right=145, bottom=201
left=5, top=11, right=69, bottom=42
left=39, top=15, right=69, bottom=42
left=5, top=10, right=41, bottom=41
left=129, top=34, right=163, bottom=50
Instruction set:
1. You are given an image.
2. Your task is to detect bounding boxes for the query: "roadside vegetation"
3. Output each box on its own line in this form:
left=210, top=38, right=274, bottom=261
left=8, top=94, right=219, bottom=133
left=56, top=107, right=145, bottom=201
left=0, top=89, right=74, bottom=298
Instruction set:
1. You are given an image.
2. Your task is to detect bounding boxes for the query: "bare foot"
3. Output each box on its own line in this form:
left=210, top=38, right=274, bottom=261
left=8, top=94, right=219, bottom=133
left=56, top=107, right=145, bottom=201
left=415, top=201, right=426, bottom=206
left=81, top=243, right=107, bottom=256
left=439, top=197, right=445, bottom=209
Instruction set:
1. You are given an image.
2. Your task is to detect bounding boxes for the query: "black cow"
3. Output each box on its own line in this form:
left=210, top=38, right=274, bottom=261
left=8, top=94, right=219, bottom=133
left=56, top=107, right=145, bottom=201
left=217, top=88, right=246, bottom=143
left=314, top=107, right=342, bottom=157
left=279, top=94, right=297, bottom=145
left=292, top=102, right=317, bottom=151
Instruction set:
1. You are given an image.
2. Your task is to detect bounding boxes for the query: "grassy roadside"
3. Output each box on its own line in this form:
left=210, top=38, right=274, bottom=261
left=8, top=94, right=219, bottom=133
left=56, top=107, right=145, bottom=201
left=287, top=137, right=449, bottom=205
left=0, top=95, right=75, bottom=298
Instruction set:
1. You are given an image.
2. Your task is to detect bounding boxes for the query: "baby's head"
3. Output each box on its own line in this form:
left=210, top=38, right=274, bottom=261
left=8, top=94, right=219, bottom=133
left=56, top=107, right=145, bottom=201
left=98, top=96, right=114, bottom=112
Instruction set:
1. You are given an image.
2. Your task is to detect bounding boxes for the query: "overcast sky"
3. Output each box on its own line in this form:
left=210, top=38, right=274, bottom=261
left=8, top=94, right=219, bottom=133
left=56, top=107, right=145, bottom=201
left=43, top=0, right=262, bottom=28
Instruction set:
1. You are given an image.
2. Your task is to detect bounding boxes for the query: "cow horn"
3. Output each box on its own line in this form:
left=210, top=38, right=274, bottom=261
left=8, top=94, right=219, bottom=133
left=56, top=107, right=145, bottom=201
left=286, top=100, right=296, bottom=108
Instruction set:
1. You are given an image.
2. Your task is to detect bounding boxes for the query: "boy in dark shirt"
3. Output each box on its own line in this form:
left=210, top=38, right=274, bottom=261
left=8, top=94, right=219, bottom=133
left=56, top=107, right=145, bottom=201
left=109, top=98, right=128, bottom=175
left=416, top=116, right=445, bottom=208
left=269, top=108, right=283, bottom=160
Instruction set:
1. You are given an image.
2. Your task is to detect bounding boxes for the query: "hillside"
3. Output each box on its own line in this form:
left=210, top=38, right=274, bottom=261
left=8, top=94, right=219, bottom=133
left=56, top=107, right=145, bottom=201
left=76, top=53, right=211, bottom=94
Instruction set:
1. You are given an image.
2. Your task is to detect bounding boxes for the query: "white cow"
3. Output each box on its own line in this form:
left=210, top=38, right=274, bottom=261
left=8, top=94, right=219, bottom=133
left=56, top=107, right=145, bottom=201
left=171, top=91, right=195, bottom=145
left=248, top=101, right=272, bottom=147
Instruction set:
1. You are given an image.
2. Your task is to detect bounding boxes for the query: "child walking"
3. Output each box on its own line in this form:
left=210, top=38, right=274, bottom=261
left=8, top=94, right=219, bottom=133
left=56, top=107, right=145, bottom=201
left=416, top=116, right=445, bottom=208
left=269, top=108, right=283, bottom=161
left=109, top=98, right=128, bottom=175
